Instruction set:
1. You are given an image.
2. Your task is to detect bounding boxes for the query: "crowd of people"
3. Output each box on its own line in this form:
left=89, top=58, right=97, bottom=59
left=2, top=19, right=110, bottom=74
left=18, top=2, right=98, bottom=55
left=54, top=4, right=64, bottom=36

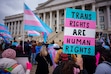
left=0, top=36, right=111, bottom=74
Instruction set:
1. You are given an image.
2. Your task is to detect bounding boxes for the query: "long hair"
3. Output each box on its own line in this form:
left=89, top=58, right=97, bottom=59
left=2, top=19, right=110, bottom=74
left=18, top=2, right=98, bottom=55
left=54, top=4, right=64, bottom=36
left=101, top=48, right=111, bottom=63
left=40, top=45, right=48, bottom=57
left=61, top=61, right=80, bottom=74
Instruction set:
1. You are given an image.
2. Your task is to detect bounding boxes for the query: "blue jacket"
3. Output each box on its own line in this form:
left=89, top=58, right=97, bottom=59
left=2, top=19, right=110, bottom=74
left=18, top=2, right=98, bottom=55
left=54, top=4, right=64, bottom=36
left=35, top=46, right=42, bottom=55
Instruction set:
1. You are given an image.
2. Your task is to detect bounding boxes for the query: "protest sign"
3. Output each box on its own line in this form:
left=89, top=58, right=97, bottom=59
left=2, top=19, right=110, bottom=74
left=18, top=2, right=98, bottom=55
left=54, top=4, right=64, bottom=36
left=63, top=8, right=96, bottom=55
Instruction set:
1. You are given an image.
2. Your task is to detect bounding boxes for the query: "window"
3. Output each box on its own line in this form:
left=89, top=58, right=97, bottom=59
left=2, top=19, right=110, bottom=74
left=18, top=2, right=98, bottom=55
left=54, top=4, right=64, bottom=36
left=55, top=20, right=56, bottom=25
left=16, top=21, right=18, bottom=24
left=62, top=26, right=64, bottom=31
left=55, top=14, right=56, bottom=17
left=13, top=24, right=14, bottom=30
left=100, top=16, right=104, bottom=22
left=61, top=19, right=64, bottom=24
left=99, top=8, right=104, bottom=14
left=10, top=24, right=11, bottom=31
left=61, top=12, right=64, bottom=17
left=100, top=24, right=105, bottom=30
left=76, top=6, right=81, bottom=9
left=55, top=27, right=56, bottom=31
left=10, top=22, right=11, bottom=25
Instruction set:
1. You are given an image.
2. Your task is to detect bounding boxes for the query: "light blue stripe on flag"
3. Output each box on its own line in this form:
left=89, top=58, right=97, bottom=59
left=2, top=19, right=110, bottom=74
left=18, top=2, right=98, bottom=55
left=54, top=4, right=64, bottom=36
left=0, top=30, right=10, bottom=34
left=63, top=44, right=95, bottom=56
left=66, top=8, right=96, bottom=21
left=28, top=34, right=40, bottom=37
left=43, top=32, right=48, bottom=43
left=24, top=25, right=46, bottom=32
left=36, top=16, right=53, bottom=33
left=24, top=3, right=30, bottom=10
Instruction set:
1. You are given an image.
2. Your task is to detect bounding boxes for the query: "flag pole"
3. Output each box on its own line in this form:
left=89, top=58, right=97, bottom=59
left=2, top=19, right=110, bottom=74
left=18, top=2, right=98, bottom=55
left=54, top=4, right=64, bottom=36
left=22, top=3, right=25, bottom=54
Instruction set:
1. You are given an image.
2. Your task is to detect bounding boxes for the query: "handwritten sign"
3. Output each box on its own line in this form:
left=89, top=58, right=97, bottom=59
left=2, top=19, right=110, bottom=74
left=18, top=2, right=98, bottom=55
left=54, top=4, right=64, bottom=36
left=63, top=8, right=96, bottom=55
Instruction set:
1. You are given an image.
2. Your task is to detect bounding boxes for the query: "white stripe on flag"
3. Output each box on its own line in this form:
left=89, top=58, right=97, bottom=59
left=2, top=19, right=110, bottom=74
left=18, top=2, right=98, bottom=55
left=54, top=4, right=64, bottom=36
left=24, top=14, right=40, bottom=23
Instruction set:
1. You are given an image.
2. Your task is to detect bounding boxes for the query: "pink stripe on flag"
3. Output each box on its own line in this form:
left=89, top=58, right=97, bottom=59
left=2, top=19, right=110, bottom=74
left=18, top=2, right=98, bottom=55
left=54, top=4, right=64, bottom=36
left=1, top=33, right=12, bottom=38
left=65, top=18, right=96, bottom=29
left=0, top=27, right=7, bottom=30
left=24, top=20, right=42, bottom=26
left=64, top=36, right=95, bottom=46
left=24, top=10, right=34, bottom=15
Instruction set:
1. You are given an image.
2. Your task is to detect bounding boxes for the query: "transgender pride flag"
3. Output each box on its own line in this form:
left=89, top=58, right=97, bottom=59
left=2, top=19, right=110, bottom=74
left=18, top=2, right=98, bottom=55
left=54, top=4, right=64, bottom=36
left=0, top=24, right=10, bottom=34
left=0, top=24, right=8, bottom=31
left=24, top=3, right=52, bottom=34
left=28, top=30, right=40, bottom=37
left=0, top=24, right=12, bottom=40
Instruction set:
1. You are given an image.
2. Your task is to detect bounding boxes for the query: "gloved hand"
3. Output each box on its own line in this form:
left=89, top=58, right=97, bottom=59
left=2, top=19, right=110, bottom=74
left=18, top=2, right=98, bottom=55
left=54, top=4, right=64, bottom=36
left=95, top=52, right=100, bottom=66
left=26, top=62, right=32, bottom=70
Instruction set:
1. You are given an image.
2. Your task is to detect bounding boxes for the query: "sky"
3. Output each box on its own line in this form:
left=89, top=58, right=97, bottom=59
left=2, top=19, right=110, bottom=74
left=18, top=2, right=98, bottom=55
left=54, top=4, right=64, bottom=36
left=0, top=0, right=48, bottom=24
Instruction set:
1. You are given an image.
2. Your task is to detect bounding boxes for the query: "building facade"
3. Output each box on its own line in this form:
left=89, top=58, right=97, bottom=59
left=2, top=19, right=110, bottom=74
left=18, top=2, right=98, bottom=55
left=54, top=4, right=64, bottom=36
left=4, top=0, right=111, bottom=41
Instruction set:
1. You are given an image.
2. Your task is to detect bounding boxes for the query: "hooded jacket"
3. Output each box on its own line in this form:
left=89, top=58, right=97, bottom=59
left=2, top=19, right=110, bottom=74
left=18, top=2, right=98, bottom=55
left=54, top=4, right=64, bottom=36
left=0, top=58, right=26, bottom=74
left=95, top=61, right=111, bottom=74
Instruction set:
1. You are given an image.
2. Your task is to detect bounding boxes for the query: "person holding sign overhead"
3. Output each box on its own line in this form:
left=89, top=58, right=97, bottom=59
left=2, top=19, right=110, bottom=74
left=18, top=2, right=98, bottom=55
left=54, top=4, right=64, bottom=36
left=53, top=48, right=88, bottom=74
left=62, top=7, right=96, bottom=74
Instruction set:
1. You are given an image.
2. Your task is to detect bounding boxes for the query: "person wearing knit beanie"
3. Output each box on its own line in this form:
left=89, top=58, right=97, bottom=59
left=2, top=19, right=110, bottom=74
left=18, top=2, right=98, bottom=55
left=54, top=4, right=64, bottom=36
left=2, top=48, right=16, bottom=59
left=0, top=48, right=32, bottom=74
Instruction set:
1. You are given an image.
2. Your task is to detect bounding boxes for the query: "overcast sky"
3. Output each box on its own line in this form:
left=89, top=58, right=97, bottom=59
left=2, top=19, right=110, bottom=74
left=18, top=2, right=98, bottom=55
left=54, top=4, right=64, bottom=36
left=0, top=0, right=48, bottom=24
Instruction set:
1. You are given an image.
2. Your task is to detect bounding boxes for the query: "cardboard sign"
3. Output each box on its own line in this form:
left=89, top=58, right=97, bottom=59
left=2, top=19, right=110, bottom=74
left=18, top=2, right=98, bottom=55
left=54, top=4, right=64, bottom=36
left=63, top=8, right=96, bottom=55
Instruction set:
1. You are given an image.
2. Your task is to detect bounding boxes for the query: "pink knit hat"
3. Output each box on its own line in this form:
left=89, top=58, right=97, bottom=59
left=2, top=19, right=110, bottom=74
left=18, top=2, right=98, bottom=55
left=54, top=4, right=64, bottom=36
left=2, top=48, right=16, bottom=59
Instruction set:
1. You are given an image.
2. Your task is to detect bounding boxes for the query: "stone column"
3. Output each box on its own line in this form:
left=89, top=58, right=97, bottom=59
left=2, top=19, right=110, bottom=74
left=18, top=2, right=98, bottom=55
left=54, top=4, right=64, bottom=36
left=21, top=21, right=23, bottom=36
left=64, top=9, right=66, bottom=31
left=92, top=3, right=95, bottom=11
left=14, top=22, right=16, bottom=35
left=17, top=21, right=20, bottom=35
left=43, top=12, right=46, bottom=22
left=11, top=22, right=13, bottom=35
left=82, top=5, right=85, bottom=10
left=57, top=10, right=59, bottom=32
left=7, top=23, right=10, bottom=32
left=107, top=6, right=111, bottom=29
left=97, top=8, right=100, bottom=29
left=50, top=11, right=52, bottom=28
left=64, top=9, right=66, bottom=21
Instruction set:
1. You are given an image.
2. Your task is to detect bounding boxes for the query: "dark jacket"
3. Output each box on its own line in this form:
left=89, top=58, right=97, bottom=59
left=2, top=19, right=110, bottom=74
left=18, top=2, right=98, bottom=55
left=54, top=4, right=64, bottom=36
left=82, top=55, right=96, bottom=74
left=35, top=53, right=52, bottom=74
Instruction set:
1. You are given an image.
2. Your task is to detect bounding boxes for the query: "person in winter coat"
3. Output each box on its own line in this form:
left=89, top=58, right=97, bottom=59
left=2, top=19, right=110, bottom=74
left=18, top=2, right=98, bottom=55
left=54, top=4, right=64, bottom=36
left=0, top=48, right=32, bottom=74
left=31, top=41, right=36, bottom=64
left=35, top=45, right=53, bottom=74
left=95, top=48, right=111, bottom=74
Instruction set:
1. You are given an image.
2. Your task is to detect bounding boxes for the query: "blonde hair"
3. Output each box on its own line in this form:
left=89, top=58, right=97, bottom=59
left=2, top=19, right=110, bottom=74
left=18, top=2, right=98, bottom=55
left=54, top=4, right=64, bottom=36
left=40, top=45, right=48, bottom=56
